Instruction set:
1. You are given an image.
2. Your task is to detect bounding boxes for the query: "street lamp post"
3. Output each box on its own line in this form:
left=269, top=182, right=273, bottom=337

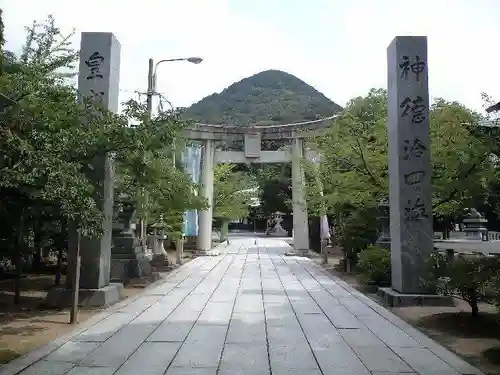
left=139, top=56, right=203, bottom=242
left=146, top=56, right=203, bottom=118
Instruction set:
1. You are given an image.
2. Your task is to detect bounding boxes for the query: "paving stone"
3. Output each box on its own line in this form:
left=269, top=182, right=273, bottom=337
left=211, top=289, right=238, bottom=302
left=65, top=366, right=117, bottom=375
left=298, top=278, right=323, bottom=292
left=309, top=290, right=340, bottom=304
left=262, top=293, right=287, bottom=304
left=17, top=361, right=74, bottom=375
left=226, top=313, right=266, bottom=344
left=339, top=297, right=380, bottom=317
left=133, top=301, right=177, bottom=324
left=269, top=341, right=318, bottom=370
left=79, top=323, right=157, bottom=368
left=391, top=347, right=461, bottom=375
left=289, top=298, right=323, bottom=314
left=267, top=324, right=306, bottom=345
left=320, top=304, right=362, bottom=329
left=339, top=327, right=384, bottom=347
left=324, top=284, right=352, bottom=298
left=352, top=346, right=414, bottom=372
left=166, top=308, right=200, bottom=323
left=7, top=238, right=484, bottom=375
left=165, top=368, right=217, bottom=375
left=147, top=321, right=195, bottom=342
left=185, top=323, right=228, bottom=343
left=114, top=342, right=181, bottom=375
left=233, top=295, right=264, bottom=313
left=117, top=295, right=162, bottom=315
left=171, top=341, right=224, bottom=367
left=218, top=343, right=269, bottom=375
left=74, top=312, right=135, bottom=342
left=359, top=316, right=421, bottom=348
left=270, top=368, right=321, bottom=375
left=298, top=314, right=345, bottom=349
left=264, top=303, right=300, bottom=327
left=197, top=302, right=233, bottom=325
left=44, top=341, right=100, bottom=363
left=312, top=344, right=370, bottom=374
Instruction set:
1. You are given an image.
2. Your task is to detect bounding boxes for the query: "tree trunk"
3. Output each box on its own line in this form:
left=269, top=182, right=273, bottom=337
left=55, top=218, right=67, bottom=286
left=13, top=211, right=24, bottom=305
left=32, top=218, right=42, bottom=267
left=220, top=219, right=229, bottom=242
left=471, top=301, right=479, bottom=318
left=55, top=247, right=63, bottom=286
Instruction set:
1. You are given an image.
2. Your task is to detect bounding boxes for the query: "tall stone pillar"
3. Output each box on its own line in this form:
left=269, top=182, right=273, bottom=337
left=291, top=137, right=310, bottom=254
left=197, top=139, right=215, bottom=252
left=387, top=36, right=433, bottom=295
left=46, top=32, right=122, bottom=307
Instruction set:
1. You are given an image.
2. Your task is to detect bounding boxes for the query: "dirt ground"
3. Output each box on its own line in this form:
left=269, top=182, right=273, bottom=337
left=0, top=250, right=192, bottom=365
left=315, top=248, right=500, bottom=375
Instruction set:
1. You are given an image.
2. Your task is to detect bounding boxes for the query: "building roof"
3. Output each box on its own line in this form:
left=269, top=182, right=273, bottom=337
left=486, top=101, right=500, bottom=113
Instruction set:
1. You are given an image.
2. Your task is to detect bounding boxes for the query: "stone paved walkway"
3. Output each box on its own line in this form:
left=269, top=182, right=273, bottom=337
left=0, top=238, right=484, bottom=375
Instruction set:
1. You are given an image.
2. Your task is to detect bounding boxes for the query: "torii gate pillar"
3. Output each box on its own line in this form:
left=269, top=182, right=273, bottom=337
left=291, top=138, right=310, bottom=254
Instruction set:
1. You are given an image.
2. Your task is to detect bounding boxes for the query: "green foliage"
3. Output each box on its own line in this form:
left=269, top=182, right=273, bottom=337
left=335, top=207, right=379, bottom=261
left=313, top=88, right=496, bottom=221
left=303, top=157, right=327, bottom=217
left=213, top=163, right=256, bottom=220
left=253, top=164, right=291, bottom=215
left=313, top=88, right=388, bottom=212
left=491, top=273, right=500, bottom=313
left=0, top=13, right=205, bottom=300
left=183, top=70, right=341, bottom=126
left=423, top=253, right=500, bottom=317
left=0, top=14, right=119, bottom=235
left=357, top=245, right=391, bottom=286
left=117, top=101, right=205, bottom=227
left=430, top=99, right=492, bottom=216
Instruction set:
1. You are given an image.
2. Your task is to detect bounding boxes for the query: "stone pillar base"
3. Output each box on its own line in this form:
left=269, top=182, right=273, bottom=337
left=45, top=283, right=123, bottom=308
left=377, top=287, right=454, bottom=308
left=111, top=234, right=152, bottom=283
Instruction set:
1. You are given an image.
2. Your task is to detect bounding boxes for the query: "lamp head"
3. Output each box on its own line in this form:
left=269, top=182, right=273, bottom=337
left=187, top=57, right=203, bottom=64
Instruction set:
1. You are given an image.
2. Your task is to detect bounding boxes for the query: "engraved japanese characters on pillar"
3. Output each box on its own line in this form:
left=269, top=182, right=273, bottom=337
left=82, top=52, right=105, bottom=109
left=72, top=32, right=121, bottom=290
left=78, top=33, right=120, bottom=114
left=387, top=36, right=433, bottom=294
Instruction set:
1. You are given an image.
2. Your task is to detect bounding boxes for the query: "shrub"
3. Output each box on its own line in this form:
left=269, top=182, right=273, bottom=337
left=357, top=245, right=391, bottom=286
left=336, top=208, right=379, bottom=267
left=423, top=252, right=500, bottom=317
left=491, top=272, right=500, bottom=313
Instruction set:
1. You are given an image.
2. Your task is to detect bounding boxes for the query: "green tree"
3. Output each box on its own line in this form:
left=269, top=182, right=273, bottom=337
left=213, top=163, right=256, bottom=241
left=117, top=101, right=205, bottom=240
left=313, top=88, right=495, bottom=220
left=253, top=164, right=291, bottom=216
left=0, top=15, right=125, bottom=301
left=0, top=13, right=204, bottom=302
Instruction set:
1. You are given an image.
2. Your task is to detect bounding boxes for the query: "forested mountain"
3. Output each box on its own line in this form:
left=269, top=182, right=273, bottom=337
left=183, top=69, right=342, bottom=126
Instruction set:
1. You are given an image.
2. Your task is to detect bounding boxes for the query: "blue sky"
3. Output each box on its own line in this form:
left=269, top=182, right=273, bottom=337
left=2, top=0, right=500, bottom=116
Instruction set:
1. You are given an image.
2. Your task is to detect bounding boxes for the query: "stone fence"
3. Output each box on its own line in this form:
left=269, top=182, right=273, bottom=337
left=434, top=239, right=500, bottom=256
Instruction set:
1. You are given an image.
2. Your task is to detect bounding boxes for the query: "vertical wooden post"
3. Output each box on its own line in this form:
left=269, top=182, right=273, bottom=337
left=321, top=240, right=328, bottom=265
left=176, top=237, right=183, bottom=265
left=70, top=231, right=81, bottom=324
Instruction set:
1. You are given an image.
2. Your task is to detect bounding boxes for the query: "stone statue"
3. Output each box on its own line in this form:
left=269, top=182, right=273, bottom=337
left=268, top=212, right=288, bottom=237
left=465, top=208, right=483, bottom=219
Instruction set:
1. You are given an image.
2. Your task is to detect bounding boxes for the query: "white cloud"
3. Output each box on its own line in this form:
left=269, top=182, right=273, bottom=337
left=2, top=0, right=500, bottom=115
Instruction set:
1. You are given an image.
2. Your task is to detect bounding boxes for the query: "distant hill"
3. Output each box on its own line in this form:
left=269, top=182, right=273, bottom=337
left=183, top=70, right=342, bottom=126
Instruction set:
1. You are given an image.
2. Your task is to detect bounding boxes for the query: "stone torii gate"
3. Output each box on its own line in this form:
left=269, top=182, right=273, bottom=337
left=183, top=117, right=335, bottom=255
